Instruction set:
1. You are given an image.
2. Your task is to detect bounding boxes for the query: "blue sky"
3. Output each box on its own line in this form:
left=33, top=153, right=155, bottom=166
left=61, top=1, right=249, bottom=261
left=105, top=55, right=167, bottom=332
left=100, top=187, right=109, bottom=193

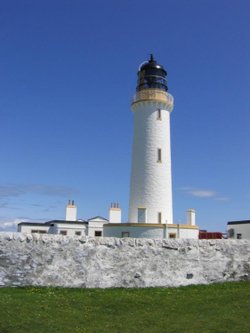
left=0, top=0, right=249, bottom=232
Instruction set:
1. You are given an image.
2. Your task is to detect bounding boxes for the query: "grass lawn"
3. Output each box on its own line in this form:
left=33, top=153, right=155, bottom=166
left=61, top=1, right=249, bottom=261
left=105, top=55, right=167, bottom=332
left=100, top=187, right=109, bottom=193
left=1, top=281, right=250, bottom=333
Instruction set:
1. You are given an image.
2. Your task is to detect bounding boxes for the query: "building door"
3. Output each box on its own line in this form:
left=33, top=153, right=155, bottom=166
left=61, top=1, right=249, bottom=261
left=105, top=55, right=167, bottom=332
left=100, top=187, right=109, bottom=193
left=138, top=208, right=146, bottom=223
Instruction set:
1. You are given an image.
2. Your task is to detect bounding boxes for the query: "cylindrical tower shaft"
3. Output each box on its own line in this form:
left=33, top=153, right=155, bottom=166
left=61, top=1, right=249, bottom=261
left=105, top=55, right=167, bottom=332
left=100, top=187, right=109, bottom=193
left=128, top=55, right=174, bottom=224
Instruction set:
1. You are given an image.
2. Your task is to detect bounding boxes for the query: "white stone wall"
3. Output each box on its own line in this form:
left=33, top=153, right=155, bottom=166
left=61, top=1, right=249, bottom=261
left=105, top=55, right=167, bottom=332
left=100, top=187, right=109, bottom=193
left=128, top=98, right=173, bottom=224
left=1, top=233, right=250, bottom=288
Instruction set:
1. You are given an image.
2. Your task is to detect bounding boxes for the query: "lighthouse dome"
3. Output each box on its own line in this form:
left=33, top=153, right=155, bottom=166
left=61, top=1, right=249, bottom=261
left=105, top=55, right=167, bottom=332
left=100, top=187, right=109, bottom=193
left=139, top=54, right=167, bottom=73
left=136, top=54, right=168, bottom=92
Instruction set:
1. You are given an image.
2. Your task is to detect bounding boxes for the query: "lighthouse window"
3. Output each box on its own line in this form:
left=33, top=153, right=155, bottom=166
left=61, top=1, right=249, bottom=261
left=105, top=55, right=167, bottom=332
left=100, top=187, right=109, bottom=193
left=158, top=212, right=162, bottom=224
left=157, top=148, right=162, bottom=163
left=157, top=109, right=162, bottom=120
left=121, top=232, right=130, bottom=238
left=138, top=208, right=146, bottom=223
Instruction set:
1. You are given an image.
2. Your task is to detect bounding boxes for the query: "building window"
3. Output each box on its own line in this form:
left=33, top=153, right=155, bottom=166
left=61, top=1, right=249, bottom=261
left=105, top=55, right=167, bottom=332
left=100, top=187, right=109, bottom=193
left=75, top=231, right=81, bottom=236
left=158, top=212, right=162, bottom=224
left=138, top=208, right=146, bottom=223
left=169, top=233, right=176, bottom=239
left=31, top=230, right=47, bottom=234
left=157, top=148, right=162, bottom=163
left=60, top=230, right=67, bottom=235
left=228, top=228, right=234, bottom=238
left=95, top=231, right=102, bottom=237
left=157, top=109, right=162, bottom=120
left=237, top=233, right=242, bottom=239
left=121, top=232, right=130, bottom=238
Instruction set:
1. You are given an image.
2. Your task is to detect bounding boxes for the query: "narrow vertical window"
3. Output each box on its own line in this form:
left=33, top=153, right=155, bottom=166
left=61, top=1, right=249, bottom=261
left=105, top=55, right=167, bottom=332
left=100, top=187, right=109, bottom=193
left=138, top=208, right=146, bottom=223
left=157, top=148, right=162, bottom=162
left=158, top=212, right=162, bottom=224
left=157, top=109, right=161, bottom=120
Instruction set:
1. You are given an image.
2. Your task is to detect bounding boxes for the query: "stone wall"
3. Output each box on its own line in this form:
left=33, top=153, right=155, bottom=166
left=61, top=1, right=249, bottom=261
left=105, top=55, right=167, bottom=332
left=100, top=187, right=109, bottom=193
left=1, top=233, right=250, bottom=288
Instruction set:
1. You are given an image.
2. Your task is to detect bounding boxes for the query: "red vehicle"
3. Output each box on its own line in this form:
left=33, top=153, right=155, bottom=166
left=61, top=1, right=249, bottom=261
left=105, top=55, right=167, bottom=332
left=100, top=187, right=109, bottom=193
left=199, top=230, right=224, bottom=239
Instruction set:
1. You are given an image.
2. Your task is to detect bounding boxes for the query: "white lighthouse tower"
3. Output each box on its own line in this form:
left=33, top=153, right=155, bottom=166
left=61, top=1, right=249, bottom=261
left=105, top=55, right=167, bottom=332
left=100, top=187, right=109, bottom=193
left=128, top=55, right=174, bottom=224
left=104, top=55, right=198, bottom=238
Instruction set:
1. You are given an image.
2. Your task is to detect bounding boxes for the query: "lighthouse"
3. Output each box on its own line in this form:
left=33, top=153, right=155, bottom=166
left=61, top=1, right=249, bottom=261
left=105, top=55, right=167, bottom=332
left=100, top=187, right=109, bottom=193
left=128, top=55, right=174, bottom=224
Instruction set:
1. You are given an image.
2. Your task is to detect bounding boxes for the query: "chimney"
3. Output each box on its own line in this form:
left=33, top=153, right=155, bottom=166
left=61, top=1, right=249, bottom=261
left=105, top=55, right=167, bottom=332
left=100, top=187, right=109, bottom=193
left=186, top=208, right=195, bottom=226
left=109, top=202, right=122, bottom=223
left=66, top=200, right=77, bottom=221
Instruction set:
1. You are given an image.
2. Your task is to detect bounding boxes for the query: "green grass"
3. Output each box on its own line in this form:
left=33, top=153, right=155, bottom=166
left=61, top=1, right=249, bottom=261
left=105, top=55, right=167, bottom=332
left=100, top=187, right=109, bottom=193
left=1, top=282, right=250, bottom=333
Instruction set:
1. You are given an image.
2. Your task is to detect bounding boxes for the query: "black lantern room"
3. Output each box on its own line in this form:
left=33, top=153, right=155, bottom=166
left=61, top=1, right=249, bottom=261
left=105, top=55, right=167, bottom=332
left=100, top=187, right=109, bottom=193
left=136, top=54, right=168, bottom=92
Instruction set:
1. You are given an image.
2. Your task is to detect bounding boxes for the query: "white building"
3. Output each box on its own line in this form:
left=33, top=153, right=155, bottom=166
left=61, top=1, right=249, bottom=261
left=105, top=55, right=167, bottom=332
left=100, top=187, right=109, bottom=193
left=227, top=220, right=250, bottom=240
left=18, top=201, right=110, bottom=237
left=88, top=216, right=109, bottom=237
left=18, top=219, right=87, bottom=237
left=104, top=223, right=198, bottom=239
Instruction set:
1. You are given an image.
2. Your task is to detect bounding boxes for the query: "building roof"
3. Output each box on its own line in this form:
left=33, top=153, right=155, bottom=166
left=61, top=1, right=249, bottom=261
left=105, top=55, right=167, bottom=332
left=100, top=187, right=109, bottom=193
left=45, top=220, right=88, bottom=225
left=87, top=216, right=108, bottom=222
left=104, top=223, right=198, bottom=229
left=18, top=219, right=88, bottom=227
left=18, top=222, right=49, bottom=226
left=19, top=217, right=110, bottom=228
left=228, top=220, right=250, bottom=225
